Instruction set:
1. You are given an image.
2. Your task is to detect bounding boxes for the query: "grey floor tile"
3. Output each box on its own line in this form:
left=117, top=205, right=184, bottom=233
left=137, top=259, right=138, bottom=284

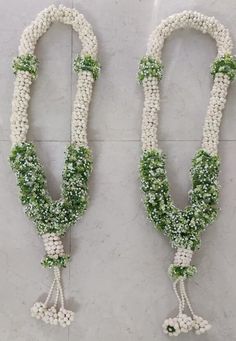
left=1, top=0, right=236, bottom=340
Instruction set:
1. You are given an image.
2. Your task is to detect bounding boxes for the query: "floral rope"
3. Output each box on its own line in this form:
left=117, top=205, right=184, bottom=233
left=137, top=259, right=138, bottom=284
left=10, top=5, right=100, bottom=327
left=139, top=10, right=235, bottom=336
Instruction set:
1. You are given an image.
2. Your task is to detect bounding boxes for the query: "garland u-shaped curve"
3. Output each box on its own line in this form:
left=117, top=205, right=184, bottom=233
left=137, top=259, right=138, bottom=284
left=140, top=10, right=234, bottom=155
left=11, top=4, right=99, bottom=147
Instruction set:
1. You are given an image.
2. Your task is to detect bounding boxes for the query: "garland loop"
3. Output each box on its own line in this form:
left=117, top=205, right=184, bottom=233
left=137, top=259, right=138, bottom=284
left=139, top=10, right=234, bottom=336
left=10, top=5, right=99, bottom=327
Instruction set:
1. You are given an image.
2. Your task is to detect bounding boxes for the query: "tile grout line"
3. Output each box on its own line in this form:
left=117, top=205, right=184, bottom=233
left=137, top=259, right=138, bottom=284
left=68, top=0, right=73, bottom=339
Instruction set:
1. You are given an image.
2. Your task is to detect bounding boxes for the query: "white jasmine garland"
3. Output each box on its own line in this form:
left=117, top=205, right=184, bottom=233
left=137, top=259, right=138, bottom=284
left=10, top=4, right=100, bottom=327
left=139, top=11, right=236, bottom=336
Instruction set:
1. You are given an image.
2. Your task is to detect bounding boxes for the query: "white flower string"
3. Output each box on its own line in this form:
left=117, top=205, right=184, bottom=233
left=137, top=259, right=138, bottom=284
left=139, top=11, right=236, bottom=336
left=10, top=4, right=100, bottom=327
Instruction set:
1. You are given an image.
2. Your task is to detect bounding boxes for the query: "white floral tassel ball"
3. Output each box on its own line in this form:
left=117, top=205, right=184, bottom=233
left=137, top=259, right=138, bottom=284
left=58, top=308, right=74, bottom=327
left=163, top=314, right=193, bottom=336
left=193, top=315, right=211, bottom=335
left=42, top=306, right=58, bottom=325
left=163, top=317, right=181, bottom=336
left=177, top=314, right=193, bottom=333
left=31, top=302, right=46, bottom=320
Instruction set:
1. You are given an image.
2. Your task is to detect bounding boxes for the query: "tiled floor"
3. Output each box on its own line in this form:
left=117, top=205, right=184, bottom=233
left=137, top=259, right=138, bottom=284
left=0, top=0, right=236, bottom=340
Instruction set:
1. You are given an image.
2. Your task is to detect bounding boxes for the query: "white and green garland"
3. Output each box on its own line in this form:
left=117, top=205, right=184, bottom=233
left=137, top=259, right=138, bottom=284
left=139, top=11, right=236, bottom=336
left=10, top=5, right=100, bottom=327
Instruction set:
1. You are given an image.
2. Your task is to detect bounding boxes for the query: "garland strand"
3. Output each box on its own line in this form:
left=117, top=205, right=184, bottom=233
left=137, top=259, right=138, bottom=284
left=139, top=10, right=235, bottom=336
left=10, top=5, right=100, bottom=327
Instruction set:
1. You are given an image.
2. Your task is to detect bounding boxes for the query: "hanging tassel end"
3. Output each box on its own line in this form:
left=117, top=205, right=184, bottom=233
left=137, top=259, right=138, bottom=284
left=163, top=248, right=211, bottom=336
left=31, top=266, right=74, bottom=327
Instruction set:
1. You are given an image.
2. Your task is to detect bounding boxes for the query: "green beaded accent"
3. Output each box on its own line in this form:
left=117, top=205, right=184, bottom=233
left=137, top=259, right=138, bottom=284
left=9, top=143, right=92, bottom=235
left=211, top=54, right=236, bottom=80
left=168, top=264, right=197, bottom=279
left=41, top=255, right=70, bottom=268
left=73, top=55, right=100, bottom=80
left=12, top=54, right=39, bottom=79
left=138, top=56, right=163, bottom=83
left=140, top=149, right=220, bottom=251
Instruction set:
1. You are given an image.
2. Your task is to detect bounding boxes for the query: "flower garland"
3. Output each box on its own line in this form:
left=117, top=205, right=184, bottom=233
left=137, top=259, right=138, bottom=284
left=138, top=11, right=236, bottom=336
left=10, top=5, right=100, bottom=327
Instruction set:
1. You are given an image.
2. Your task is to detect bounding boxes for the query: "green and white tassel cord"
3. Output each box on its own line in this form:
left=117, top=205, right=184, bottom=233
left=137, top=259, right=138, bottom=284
left=10, top=5, right=100, bottom=327
left=139, top=11, right=236, bottom=336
